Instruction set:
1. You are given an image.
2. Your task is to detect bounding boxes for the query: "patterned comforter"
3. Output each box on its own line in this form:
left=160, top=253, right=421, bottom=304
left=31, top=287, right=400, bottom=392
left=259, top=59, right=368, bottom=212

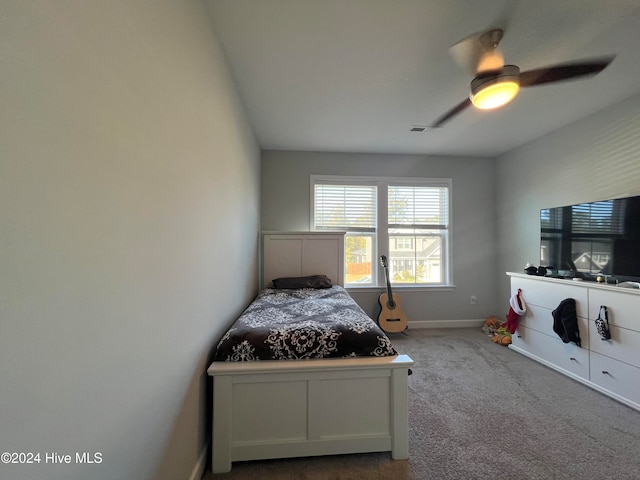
left=213, top=285, right=397, bottom=361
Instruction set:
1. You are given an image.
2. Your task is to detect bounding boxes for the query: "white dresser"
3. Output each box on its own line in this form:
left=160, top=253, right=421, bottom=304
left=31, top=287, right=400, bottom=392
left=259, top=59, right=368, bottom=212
left=507, top=272, right=640, bottom=412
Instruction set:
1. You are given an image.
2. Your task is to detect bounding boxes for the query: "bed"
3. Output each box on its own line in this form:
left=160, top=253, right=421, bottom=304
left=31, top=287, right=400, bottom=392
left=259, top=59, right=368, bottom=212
left=207, top=232, right=414, bottom=473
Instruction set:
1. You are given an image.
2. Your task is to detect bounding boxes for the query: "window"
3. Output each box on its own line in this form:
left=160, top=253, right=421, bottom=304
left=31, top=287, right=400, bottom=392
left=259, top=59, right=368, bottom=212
left=313, top=181, right=377, bottom=285
left=312, top=176, right=451, bottom=287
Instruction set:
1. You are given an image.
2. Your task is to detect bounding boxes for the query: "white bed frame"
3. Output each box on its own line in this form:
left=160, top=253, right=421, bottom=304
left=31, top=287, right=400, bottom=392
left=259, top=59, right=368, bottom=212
left=208, top=232, right=414, bottom=473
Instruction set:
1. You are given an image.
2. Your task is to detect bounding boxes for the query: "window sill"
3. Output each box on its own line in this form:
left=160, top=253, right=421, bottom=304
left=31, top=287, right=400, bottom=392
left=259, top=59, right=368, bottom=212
left=346, top=284, right=457, bottom=293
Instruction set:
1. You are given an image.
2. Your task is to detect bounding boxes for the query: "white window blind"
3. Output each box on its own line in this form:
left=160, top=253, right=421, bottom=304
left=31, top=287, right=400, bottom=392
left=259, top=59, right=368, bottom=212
left=314, top=184, right=377, bottom=231
left=388, top=185, right=449, bottom=229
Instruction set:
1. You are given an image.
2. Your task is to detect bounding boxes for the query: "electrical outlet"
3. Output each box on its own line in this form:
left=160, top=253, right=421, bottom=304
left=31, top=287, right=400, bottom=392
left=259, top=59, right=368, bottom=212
left=470, top=295, right=477, bottom=305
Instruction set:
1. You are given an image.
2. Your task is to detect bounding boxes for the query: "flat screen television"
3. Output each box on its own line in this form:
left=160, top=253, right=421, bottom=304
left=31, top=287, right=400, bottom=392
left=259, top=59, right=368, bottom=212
left=540, top=194, right=640, bottom=282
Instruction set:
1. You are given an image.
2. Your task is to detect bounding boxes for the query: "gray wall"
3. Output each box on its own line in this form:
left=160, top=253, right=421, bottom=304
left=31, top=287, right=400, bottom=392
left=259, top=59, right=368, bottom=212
left=262, top=151, right=498, bottom=323
left=495, top=93, right=640, bottom=302
left=0, top=2, right=260, bottom=480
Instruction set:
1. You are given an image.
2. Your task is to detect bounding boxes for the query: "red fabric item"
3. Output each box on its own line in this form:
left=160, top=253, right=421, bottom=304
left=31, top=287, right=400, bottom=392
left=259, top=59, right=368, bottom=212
left=505, top=306, right=520, bottom=334
left=504, top=289, right=525, bottom=334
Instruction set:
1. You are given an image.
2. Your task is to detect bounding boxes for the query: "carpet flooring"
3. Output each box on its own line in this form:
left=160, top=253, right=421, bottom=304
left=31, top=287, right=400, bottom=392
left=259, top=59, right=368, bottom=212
left=205, top=328, right=640, bottom=479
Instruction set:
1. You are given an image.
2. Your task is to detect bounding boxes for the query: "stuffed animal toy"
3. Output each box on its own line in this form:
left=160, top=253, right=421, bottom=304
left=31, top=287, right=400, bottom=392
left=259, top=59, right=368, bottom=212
left=481, top=315, right=501, bottom=334
left=491, top=333, right=512, bottom=346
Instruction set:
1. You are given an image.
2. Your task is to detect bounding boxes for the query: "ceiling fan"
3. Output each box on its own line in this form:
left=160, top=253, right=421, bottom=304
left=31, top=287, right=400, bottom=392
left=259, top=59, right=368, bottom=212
left=432, top=28, right=615, bottom=128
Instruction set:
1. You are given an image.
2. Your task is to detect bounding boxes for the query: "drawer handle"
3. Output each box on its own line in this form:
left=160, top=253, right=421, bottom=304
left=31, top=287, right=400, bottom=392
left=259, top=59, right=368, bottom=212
left=517, top=335, right=522, bottom=338
left=569, top=357, right=576, bottom=361
left=602, top=371, right=610, bottom=375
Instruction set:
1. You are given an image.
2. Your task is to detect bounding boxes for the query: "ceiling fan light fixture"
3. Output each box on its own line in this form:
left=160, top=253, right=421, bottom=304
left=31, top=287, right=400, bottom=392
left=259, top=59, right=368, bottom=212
left=469, top=65, right=520, bottom=110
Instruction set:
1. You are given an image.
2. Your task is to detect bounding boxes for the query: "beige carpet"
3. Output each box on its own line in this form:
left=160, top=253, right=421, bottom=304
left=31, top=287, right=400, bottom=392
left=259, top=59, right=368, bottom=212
left=205, top=328, right=640, bottom=479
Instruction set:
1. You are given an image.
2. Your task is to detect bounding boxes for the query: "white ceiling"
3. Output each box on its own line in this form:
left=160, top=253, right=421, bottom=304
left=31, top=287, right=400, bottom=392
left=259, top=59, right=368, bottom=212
left=206, top=0, right=640, bottom=157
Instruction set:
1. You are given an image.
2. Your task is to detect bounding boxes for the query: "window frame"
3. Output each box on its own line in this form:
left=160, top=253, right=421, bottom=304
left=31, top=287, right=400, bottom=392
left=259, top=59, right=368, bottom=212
left=311, top=175, right=453, bottom=290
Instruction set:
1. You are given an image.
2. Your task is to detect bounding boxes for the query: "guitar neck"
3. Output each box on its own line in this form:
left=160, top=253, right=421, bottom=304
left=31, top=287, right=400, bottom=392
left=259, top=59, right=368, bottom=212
left=384, top=266, right=395, bottom=304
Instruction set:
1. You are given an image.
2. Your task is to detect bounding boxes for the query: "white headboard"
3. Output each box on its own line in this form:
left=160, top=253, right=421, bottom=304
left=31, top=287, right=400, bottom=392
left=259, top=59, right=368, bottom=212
left=262, top=232, right=345, bottom=288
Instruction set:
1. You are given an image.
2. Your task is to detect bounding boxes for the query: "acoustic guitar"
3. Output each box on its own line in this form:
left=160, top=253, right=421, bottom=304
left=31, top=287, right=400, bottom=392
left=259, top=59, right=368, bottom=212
left=377, top=255, right=408, bottom=333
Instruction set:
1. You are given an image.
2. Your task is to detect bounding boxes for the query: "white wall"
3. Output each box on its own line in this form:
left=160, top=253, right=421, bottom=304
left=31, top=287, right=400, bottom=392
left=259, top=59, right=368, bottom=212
left=0, top=2, right=260, bottom=480
left=495, top=93, right=640, bottom=302
left=262, top=150, right=498, bottom=323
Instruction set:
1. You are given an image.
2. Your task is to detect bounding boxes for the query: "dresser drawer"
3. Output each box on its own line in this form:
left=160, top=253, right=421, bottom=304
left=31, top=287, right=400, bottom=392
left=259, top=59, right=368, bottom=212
left=518, top=304, right=590, bottom=349
left=517, top=304, right=550, bottom=333
left=511, top=327, right=589, bottom=380
left=590, top=351, right=640, bottom=406
left=589, top=321, right=640, bottom=368
left=512, top=277, right=588, bottom=317
left=588, top=288, right=640, bottom=331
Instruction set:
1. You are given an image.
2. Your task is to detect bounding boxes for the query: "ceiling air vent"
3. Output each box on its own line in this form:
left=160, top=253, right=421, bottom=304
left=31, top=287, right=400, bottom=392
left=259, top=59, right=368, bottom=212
left=410, top=125, right=434, bottom=132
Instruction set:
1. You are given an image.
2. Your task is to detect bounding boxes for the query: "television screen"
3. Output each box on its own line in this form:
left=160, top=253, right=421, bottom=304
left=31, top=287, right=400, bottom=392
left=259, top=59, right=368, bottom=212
left=540, top=195, right=640, bottom=282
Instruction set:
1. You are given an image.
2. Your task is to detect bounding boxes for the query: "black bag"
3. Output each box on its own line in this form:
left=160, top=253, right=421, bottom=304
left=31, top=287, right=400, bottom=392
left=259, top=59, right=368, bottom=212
left=552, top=298, right=581, bottom=347
left=595, top=305, right=611, bottom=340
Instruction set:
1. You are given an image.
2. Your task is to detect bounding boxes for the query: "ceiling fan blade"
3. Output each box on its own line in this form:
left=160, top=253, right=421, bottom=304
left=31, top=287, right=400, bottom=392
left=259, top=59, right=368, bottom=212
left=432, top=98, right=472, bottom=128
left=520, top=57, right=615, bottom=87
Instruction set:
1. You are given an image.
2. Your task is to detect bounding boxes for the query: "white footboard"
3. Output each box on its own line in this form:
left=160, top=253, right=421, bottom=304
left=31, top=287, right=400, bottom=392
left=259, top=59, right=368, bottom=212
left=208, top=354, right=414, bottom=473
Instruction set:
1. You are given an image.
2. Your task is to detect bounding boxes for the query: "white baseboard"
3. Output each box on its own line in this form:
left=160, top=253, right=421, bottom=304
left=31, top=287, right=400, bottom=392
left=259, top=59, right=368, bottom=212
left=188, top=442, right=208, bottom=480
left=408, top=319, right=485, bottom=329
